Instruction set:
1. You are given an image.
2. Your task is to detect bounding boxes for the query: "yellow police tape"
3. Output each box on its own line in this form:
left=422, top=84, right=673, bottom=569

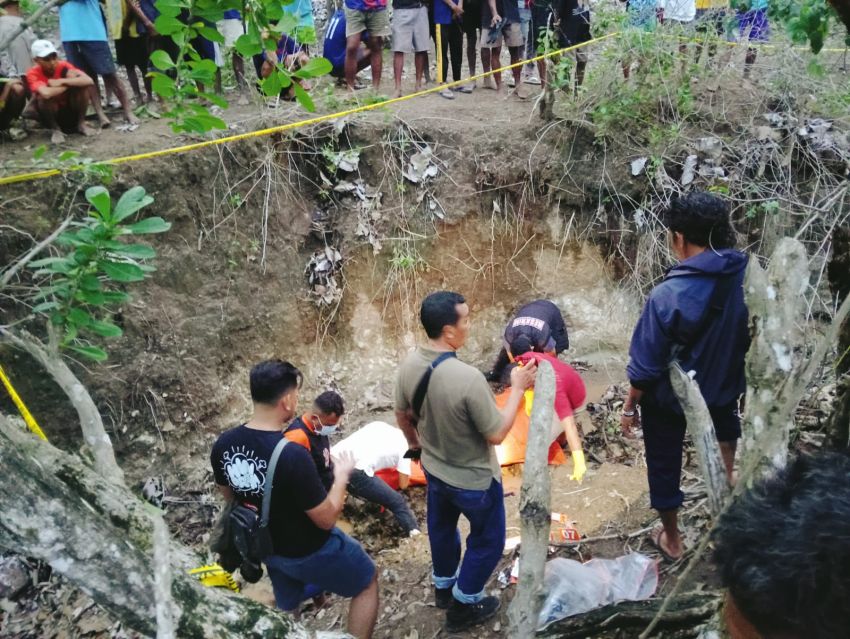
left=0, top=31, right=620, bottom=187
left=0, top=363, right=48, bottom=441
left=188, top=563, right=240, bottom=592
left=0, top=27, right=844, bottom=187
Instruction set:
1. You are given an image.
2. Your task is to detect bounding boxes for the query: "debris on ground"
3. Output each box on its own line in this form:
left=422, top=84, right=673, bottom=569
left=305, top=246, right=344, bottom=305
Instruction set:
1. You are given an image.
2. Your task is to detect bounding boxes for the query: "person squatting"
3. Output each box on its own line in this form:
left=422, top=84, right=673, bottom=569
left=211, top=192, right=829, bottom=638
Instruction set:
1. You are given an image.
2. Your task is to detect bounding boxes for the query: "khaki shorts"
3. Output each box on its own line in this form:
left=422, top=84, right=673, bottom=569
left=392, top=6, right=430, bottom=53
left=345, top=6, right=391, bottom=38
left=480, top=21, right=524, bottom=48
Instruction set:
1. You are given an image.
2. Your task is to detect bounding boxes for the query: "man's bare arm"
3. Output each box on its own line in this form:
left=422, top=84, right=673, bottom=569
left=395, top=409, right=421, bottom=450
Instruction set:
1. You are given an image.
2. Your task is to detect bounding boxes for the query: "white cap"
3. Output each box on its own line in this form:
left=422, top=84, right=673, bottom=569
left=31, top=39, right=58, bottom=59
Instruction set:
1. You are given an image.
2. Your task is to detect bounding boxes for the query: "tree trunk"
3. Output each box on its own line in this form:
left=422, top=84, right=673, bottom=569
left=668, top=363, right=729, bottom=515
left=740, top=238, right=809, bottom=473
left=1, top=328, right=125, bottom=485
left=826, top=224, right=850, bottom=449
left=0, top=415, right=328, bottom=638
left=508, top=360, right=556, bottom=638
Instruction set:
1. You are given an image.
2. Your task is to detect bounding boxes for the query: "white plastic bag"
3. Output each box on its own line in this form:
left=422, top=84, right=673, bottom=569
left=537, top=553, right=658, bottom=631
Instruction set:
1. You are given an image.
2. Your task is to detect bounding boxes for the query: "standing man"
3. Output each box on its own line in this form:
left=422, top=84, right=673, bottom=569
left=480, top=0, right=526, bottom=97
left=323, top=8, right=373, bottom=85
left=391, top=0, right=430, bottom=97
left=344, top=0, right=389, bottom=91
left=211, top=360, right=378, bottom=638
left=58, top=0, right=138, bottom=127
left=331, top=420, right=422, bottom=536
left=554, top=0, right=591, bottom=93
left=395, top=291, right=536, bottom=632
left=737, top=0, right=768, bottom=78
left=621, top=192, right=749, bottom=562
left=284, top=390, right=346, bottom=490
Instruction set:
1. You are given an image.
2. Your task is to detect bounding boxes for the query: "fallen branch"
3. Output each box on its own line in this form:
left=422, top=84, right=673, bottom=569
left=547, top=525, right=655, bottom=548
left=0, top=216, right=72, bottom=289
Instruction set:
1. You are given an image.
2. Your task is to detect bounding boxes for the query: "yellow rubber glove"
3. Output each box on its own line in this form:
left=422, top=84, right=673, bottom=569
left=524, top=389, right=535, bottom=416
left=570, top=449, right=587, bottom=484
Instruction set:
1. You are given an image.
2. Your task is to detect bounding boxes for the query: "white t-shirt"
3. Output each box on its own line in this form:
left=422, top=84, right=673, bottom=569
left=659, top=0, right=696, bottom=22
left=331, top=421, right=412, bottom=477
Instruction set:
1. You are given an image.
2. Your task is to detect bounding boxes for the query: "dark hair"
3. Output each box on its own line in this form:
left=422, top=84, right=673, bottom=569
left=712, top=451, right=850, bottom=639
left=664, top=191, right=735, bottom=249
left=249, top=359, right=303, bottom=405
left=420, top=291, right=466, bottom=339
left=509, top=334, right=534, bottom=357
left=314, top=390, right=345, bottom=417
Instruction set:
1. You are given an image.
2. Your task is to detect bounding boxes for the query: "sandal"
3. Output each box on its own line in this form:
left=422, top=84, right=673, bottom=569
left=649, top=526, right=684, bottom=563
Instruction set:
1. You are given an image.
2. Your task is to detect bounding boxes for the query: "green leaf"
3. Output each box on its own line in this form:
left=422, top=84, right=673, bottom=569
left=77, top=289, right=107, bottom=305
left=89, top=320, right=123, bottom=338
left=79, top=274, right=102, bottom=291
left=197, top=25, right=224, bottom=43
left=102, top=291, right=131, bottom=304
left=292, top=81, right=315, bottom=112
left=151, top=73, right=176, bottom=98
left=150, top=49, right=175, bottom=70
left=67, top=345, right=108, bottom=362
left=33, top=144, right=47, bottom=160
left=85, top=186, right=112, bottom=220
left=154, top=14, right=185, bottom=35
left=261, top=71, right=283, bottom=97
left=58, top=150, right=80, bottom=162
left=235, top=33, right=263, bottom=57
left=294, top=57, right=332, bottom=79
left=114, top=186, right=154, bottom=222
left=32, top=301, right=60, bottom=313
left=124, top=217, right=172, bottom=234
left=100, top=260, right=146, bottom=282
left=199, top=92, right=229, bottom=109
left=107, top=243, right=157, bottom=259
left=68, top=307, right=92, bottom=326
left=29, top=256, right=71, bottom=269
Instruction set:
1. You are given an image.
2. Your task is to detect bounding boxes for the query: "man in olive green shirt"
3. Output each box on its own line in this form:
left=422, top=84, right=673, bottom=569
left=394, top=290, right=536, bottom=633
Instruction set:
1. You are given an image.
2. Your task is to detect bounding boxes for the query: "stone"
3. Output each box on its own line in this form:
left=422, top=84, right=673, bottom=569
left=0, top=556, right=31, bottom=599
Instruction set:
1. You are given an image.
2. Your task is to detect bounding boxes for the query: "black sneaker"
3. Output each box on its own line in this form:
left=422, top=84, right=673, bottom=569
left=445, top=596, right=501, bottom=632
left=434, top=587, right=453, bottom=609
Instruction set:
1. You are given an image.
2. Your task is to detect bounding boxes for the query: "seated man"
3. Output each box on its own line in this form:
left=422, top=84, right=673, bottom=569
left=331, top=421, right=422, bottom=537
left=509, top=334, right=587, bottom=482
left=253, top=32, right=311, bottom=100
left=323, top=8, right=372, bottom=85
left=488, top=298, right=570, bottom=381
left=0, top=0, right=35, bottom=133
left=713, top=451, right=850, bottom=639
left=24, top=40, right=96, bottom=143
left=0, top=76, right=26, bottom=132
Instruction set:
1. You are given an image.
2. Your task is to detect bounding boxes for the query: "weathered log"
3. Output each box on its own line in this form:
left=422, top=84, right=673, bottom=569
left=668, top=363, right=729, bottom=515
left=508, top=360, right=556, bottom=638
left=0, top=414, right=331, bottom=638
left=540, top=593, right=721, bottom=638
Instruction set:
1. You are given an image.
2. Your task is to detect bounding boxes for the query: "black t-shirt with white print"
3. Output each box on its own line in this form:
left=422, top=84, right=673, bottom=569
left=211, top=424, right=330, bottom=558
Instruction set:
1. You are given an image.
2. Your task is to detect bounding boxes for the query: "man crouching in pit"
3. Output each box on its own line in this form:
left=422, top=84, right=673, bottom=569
left=24, top=40, right=96, bottom=144
left=210, top=359, right=378, bottom=638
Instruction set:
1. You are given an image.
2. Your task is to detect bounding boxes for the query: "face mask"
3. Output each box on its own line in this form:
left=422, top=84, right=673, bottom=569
left=313, top=415, right=338, bottom=436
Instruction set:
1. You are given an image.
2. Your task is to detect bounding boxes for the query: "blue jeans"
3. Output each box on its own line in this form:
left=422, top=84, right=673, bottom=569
left=348, top=468, right=420, bottom=534
left=425, top=471, right=506, bottom=603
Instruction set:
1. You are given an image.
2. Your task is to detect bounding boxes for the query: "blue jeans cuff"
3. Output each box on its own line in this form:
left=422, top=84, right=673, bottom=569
left=452, top=583, right=484, bottom=604
left=432, top=570, right=458, bottom=590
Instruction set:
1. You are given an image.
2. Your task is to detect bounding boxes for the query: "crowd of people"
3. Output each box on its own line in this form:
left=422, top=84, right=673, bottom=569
left=207, top=191, right=848, bottom=639
left=1, top=0, right=773, bottom=141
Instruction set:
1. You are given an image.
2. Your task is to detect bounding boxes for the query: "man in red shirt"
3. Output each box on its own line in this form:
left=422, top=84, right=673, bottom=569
left=24, top=40, right=95, bottom=143
left=510, top=334, right=588, bottom=482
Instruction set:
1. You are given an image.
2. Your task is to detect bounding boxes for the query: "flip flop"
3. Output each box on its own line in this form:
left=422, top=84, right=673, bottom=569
left=649, top=526, right=683, bottom=563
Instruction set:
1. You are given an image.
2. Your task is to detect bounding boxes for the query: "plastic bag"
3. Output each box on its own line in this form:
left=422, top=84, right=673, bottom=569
left=537, top=553, right=658, bottom=631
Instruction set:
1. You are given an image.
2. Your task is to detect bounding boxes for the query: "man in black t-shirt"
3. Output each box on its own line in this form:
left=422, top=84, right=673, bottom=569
left=211, top=360, right=378, bottom=638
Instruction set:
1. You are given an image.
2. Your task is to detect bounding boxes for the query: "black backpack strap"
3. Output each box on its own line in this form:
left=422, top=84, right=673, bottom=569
left=411, top=351, right=457, bottom=420
left=260, top=438, right=288, bottom=529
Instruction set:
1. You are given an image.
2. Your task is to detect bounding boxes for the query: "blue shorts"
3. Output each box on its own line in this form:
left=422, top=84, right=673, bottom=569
left=737, top=8, right=768, bottom=42
left=264, top=527, right=375, bottom=611
left=63, top=40, right=116, bottom=77
left=641, top=401, right=740, bottom=511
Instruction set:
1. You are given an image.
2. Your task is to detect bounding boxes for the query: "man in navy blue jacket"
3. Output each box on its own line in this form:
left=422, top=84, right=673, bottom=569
left=621, top=192, right=749, bottom=562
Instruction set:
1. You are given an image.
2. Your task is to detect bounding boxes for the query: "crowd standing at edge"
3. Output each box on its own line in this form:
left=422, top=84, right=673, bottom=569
left=1, top=0, right=775, bottom=141
left=207, top=191, right=844, bottom=639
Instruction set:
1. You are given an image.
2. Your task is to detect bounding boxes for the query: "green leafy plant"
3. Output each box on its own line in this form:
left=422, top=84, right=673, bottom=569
left=147, top=0, right=332, bottom=133
left=27, top=186, right=170, bottom=361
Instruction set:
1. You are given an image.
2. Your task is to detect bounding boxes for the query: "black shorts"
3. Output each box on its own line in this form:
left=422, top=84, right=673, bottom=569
left=557, top=8, right=591, bottom=48
left=64, top=40, right=116, bottom=77
left=642, top=401, right=741, bottom=511
left=530, top=5, right=553, bottom=52
left=462, top=0, right=481, bottom=35
left=115, top=35, right=150, bottom=68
